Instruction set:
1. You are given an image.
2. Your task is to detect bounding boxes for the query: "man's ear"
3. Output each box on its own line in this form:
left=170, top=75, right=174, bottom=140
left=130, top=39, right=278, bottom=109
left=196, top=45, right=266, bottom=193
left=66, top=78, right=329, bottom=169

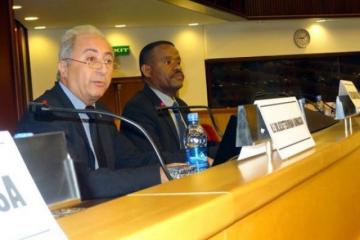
left=141, top=64, right=151, bottom=78
left=58, top=61, right=68, bottom=79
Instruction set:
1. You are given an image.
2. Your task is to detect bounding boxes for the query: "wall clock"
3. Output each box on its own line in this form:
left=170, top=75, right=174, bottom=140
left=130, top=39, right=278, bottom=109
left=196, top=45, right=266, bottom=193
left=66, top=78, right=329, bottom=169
left=293, top=29, right=310, bottom=48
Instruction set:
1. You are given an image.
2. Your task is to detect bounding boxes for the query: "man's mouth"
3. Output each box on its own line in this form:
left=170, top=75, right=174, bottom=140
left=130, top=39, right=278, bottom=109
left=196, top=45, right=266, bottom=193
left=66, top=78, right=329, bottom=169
left=92, top=80, right=106, bottom=87
left=173, top=72, right=184, bottom=80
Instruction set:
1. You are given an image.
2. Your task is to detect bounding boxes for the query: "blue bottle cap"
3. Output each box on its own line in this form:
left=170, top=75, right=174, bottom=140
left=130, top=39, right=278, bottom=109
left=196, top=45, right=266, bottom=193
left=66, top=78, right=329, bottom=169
left=187, top=112, right=198, bottom=122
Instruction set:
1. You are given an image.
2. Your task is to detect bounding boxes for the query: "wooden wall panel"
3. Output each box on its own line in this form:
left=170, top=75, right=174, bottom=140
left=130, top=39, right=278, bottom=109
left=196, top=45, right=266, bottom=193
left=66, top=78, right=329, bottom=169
left=244, top=0, right=360, bottom=17
left=100, top=76, right=144, bottom=116
left=191, top=0, right=360, bottom=19
left=0, top=0, right=18, bottom=133
left=13, top=21, right=33, bottom=119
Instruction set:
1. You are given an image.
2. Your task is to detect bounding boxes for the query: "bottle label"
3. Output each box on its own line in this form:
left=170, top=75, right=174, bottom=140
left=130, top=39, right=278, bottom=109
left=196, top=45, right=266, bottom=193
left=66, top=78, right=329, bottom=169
left=186, top=147, right=208, bottom=172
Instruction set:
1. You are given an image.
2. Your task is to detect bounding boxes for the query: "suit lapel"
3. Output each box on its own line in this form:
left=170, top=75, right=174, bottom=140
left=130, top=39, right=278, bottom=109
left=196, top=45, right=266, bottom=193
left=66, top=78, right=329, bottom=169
left=53, top=82, right=95, bottom=163
left=143, top=85, right=181, bottom=147
left=54, top=83, right=117, bottom=169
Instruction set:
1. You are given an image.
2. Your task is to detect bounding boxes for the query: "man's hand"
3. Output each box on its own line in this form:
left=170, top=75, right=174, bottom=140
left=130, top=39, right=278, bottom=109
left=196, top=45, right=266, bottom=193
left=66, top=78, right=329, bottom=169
left=160, top=167, right=170, bottom=183
left=208, top=157, right=214, bottom=166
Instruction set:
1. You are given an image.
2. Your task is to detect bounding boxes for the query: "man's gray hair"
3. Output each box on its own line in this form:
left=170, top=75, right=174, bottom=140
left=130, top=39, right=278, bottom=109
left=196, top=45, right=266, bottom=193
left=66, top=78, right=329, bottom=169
left=57, top=25, right=106, bottom=81
left=58, top=25, right=105, bottom=61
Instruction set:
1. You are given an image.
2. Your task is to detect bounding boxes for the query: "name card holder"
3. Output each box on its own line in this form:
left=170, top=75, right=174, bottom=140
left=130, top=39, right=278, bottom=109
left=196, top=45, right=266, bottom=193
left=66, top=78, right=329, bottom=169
left=236, top=104, right=272, bottom=162
left=336, top=80, right=360, bottom=136
left=0, top=131, right=67, bottom=240
left=254, top=97, right=315, bottom=160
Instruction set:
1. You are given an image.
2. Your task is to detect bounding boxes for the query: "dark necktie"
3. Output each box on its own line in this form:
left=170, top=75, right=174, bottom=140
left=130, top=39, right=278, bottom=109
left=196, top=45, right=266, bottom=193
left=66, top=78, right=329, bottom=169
left=172, top=102, right=186, bottom=149
left=85, top=105, right=106, bottom=169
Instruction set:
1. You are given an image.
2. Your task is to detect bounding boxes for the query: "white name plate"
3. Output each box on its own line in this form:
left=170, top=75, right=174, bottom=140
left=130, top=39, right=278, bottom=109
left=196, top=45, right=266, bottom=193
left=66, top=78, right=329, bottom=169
left=339, top=80, right=360, bottom=113
left=0, top=131, right=67, bottom=240
left=255, top=97, right=315, bottom=159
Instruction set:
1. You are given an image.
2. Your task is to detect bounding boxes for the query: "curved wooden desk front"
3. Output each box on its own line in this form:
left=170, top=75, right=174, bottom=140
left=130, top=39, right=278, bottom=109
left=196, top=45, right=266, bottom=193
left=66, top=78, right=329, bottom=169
left=58, top=119, right=360, bottom=240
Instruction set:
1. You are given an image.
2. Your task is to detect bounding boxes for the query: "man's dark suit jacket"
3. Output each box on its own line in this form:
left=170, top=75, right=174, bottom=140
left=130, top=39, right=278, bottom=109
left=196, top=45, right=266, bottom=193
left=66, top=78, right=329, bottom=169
left=16, top=82, right=162, bottom=200
left=121, top=84, right=187, bottom=163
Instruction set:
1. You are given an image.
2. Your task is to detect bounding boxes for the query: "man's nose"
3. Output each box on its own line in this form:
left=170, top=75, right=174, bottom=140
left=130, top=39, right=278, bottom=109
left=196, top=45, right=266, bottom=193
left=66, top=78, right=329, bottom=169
left=174, top=62, right=182, bottom=70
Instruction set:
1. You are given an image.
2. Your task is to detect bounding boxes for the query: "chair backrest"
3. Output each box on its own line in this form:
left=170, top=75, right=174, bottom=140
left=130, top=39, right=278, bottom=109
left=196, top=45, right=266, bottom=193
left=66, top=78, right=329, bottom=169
left=14, top=132, right=81, bottom=209
left=201, top=123, right=221, bottom=143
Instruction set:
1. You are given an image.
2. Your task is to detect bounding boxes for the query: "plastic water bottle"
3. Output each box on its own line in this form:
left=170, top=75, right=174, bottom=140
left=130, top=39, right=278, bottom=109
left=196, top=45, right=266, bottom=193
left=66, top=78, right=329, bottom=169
left=184, top=112, right=208, bottom=172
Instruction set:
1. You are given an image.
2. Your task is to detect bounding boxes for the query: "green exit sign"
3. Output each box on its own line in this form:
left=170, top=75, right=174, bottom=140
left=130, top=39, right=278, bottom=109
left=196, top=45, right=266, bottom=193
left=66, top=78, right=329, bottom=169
left=113, top=45, right=130, bottom=56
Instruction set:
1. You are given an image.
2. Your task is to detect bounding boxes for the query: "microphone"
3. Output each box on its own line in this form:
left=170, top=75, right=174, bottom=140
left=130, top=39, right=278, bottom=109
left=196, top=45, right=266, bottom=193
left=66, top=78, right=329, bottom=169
left=156, top=105, right=223, bottom=137
left=28, top=101, right=173, bottom=180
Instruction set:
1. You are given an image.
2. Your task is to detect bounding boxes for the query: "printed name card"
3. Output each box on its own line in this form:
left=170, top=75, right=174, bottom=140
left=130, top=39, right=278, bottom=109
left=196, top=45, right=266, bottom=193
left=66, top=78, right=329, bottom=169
left=0, top=131, right=67, bottom=240
left=255, top=97, right=315, bottom=159
left=339, top=80, right=360, bottom=113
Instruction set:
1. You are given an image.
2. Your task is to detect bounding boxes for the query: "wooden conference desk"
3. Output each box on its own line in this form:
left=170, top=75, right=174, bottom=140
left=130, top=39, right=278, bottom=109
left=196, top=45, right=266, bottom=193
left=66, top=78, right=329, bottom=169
left=58, top=118, right=360, bottom=240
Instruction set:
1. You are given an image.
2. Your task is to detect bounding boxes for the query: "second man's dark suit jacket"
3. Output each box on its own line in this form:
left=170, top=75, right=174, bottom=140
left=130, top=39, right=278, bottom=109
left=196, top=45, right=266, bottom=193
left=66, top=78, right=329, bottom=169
left=121, top=84, right=188, bottom=163
left=16, top=82, right=162, bottom=200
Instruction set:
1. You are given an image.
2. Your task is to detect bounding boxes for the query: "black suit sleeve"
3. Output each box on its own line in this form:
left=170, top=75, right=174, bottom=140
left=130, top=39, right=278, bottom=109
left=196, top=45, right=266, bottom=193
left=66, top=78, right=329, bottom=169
left=115, top=132, right=186, bottom=168
left=75, top=161, right=160, bottom=199
left=122, top=100, right=164, bottom=149
left=121, top=101, right=186, bottom=164
left=115, top=133, right=161, bottom=168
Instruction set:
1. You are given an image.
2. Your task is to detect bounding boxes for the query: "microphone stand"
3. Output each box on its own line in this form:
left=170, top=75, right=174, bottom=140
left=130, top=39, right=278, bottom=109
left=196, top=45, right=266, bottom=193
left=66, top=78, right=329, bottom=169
left=30, top=103, right=173, bottom=180
left=156, top=105, right=223, bottom=137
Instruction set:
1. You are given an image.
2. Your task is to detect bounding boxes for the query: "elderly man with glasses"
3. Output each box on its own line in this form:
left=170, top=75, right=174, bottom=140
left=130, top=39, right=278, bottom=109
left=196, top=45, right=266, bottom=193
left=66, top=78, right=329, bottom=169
left=16, top=25, right=172, bottom=200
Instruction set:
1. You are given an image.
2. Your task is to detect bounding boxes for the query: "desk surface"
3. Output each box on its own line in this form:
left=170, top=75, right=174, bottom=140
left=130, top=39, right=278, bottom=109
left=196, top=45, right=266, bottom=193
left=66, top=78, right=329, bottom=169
left=58, top=118, right=360, bottom=239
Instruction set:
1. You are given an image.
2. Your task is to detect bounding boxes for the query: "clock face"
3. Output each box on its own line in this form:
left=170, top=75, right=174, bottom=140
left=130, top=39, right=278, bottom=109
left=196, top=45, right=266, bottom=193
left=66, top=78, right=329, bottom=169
left=293, top=29, right=310, bottom=48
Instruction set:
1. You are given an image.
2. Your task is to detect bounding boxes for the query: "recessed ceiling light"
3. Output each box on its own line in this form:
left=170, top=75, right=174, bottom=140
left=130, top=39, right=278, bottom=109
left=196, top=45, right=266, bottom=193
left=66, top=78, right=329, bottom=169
left=24, top=16, right=39, bottom=21
left=188, top=23, right=199, bottom=26
left=12, top=5, right=22, bottom=10
left=34, top=26, right=46, bottom=30
left=115, top=24, right=126, bottom=28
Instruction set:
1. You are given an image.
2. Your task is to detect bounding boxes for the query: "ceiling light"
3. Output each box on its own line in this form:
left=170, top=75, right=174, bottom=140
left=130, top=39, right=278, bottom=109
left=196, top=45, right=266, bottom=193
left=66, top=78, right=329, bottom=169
left=34, top=26, right=46, bottom=30
left=12, top=5, right=22, bottom=10
left=316, top=19, right=327, bottom=23
left=24, top=16, right=39, bottom=21
left=188, top=23, right=199, bottom=26
left=115, top=24, right=126, bottom=28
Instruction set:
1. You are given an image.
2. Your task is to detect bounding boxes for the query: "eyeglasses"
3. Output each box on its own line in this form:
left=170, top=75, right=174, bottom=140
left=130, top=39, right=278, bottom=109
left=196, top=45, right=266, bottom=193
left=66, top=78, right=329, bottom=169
left=63, top=57, right=114, bottom=69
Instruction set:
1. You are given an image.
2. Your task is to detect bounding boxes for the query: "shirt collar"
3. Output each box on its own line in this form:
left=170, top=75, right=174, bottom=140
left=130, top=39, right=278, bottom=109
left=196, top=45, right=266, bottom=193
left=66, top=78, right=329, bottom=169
left=58, top=81, right=89, bottom=109
left=150, top=87, right=175, bottom=107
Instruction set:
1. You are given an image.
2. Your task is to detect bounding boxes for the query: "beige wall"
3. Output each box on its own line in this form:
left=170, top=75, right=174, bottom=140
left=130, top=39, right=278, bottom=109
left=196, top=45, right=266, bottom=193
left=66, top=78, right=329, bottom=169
left=28, top=18, right=360, bottom=105
left=205, top=18, right=360, bottom=58
left=29, top=29, right=62, bottom=99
